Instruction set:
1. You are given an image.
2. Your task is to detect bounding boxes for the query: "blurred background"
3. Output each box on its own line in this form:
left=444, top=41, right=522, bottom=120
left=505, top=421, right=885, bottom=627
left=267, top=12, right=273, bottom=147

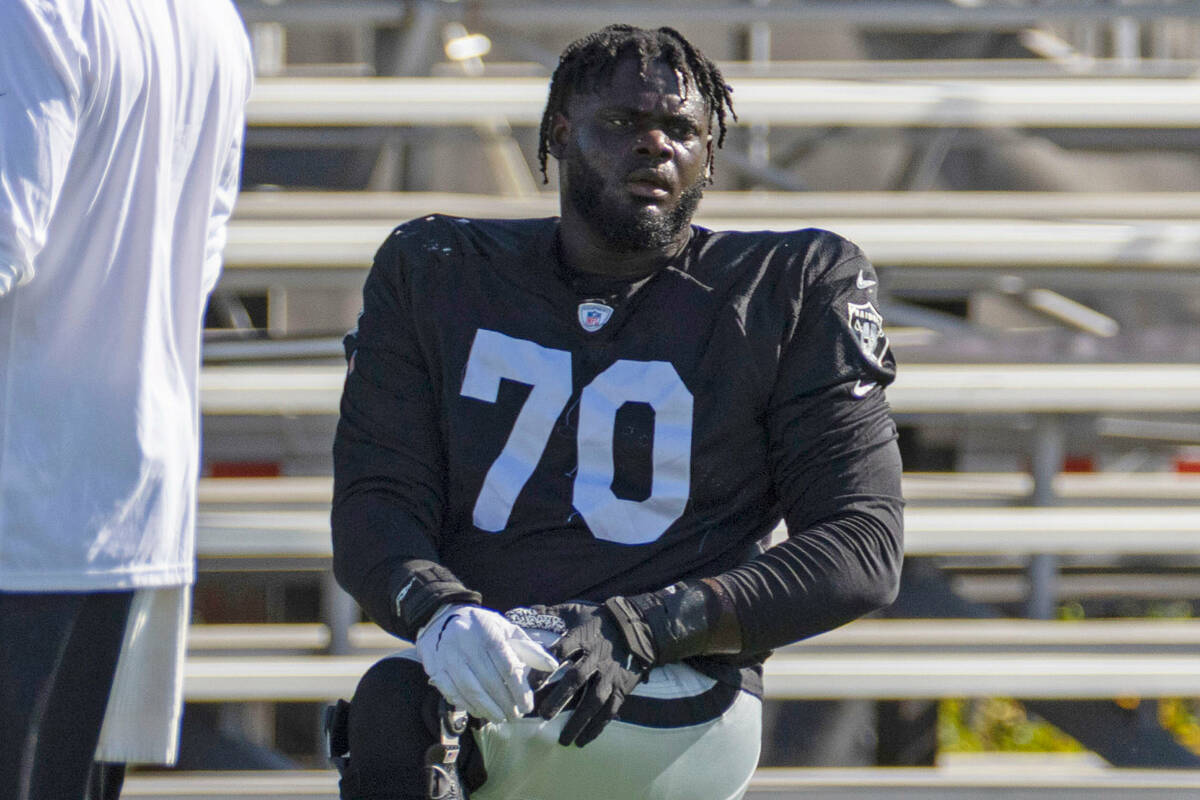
left=168, top=1, right=1200, bottom=797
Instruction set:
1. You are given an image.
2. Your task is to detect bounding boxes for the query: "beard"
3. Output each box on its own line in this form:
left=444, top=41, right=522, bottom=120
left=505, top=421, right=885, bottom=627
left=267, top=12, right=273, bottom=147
left=564, top=155, right=704, bottom=252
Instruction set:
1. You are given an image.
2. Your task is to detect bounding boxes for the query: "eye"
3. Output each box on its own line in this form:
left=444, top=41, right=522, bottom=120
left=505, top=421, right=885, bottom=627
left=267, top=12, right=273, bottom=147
left=667, top=121, right=699, bottom=140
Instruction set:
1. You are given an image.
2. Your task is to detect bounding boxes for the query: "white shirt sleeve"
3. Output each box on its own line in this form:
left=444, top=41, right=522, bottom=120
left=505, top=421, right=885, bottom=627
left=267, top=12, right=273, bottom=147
left=0, top=0, right=86, bottom=296
left=201, top=129, right=245, bottom=297
left=200, top=51, right=252, bottom=298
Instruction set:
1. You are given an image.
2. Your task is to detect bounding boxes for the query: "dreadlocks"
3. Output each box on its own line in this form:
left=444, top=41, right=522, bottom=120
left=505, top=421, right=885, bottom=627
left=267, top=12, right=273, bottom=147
left=537, top=24, right=736, bottom=184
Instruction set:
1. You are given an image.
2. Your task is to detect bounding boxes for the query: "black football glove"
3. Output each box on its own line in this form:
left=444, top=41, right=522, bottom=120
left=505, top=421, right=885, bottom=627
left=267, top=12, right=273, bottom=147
left=520, top=582, right=737, bottom=748
left=527, top=602, right=651, bottom=748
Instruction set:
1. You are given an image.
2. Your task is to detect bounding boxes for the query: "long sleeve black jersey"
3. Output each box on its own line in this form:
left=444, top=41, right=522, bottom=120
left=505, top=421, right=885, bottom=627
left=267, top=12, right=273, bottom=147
left=332, top=215, right=904, bottom=678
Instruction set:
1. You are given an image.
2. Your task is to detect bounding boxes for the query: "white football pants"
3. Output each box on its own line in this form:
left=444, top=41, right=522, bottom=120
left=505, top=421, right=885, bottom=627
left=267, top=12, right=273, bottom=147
left=471, top=659, right=760, bottom=800
left=398, top=622, right=762, bottom=800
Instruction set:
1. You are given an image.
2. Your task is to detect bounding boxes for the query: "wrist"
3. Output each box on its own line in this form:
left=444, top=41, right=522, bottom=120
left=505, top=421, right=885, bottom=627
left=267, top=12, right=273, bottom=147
left=605, top=579, right=742, bottom=665
left=416, top=602, right=473, bottom=640
left=697, top=576, right=743, bottom=654
left=389, top=560, right=482, bottom=640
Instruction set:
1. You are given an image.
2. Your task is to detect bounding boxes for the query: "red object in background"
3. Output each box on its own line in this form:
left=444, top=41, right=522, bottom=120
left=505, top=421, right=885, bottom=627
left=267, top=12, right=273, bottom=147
left=1176, top=458, right=1200, bottom=474
left=208, top=461, right=281, bottom=478
left=1061, top=456, right=1095, bottom=473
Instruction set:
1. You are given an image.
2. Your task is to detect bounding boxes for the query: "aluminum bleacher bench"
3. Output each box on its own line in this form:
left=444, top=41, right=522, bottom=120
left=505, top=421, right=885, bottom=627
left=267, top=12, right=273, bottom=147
left=743, top=765, right=1200, bottom=800
left=197, top=363, right=1200, bottom=416
left=194, top=505, right=1200, bottom=564
left=229, top=190, right=1200, bottom=223
left=220, top=184, right=1200, bottom=291
left=233, top=0, right=1200, bottom=28
left=471, top=2, right=1200, bottom=28
left=955, top=571, right=1200, bottom=605
left=198, top=476, right=332, bottom=506
left=180, top=616, right=1200, bottom=702
left=218, top=190, right=1200, bottom=292
left=187, top=623, right=334, bottom=653
left=902, top=506, right=1199, bottom=556
left=219, top=219, right=1200, bottom=287
left=781, top=618, right=1200, bottom=653
left=196, top=472, right=1200, bottom=510
left=180, top=649, right=1200, bottom=703
left=899, top=472, right=1200, bottom=504
left=243, top=76, right=1200, bottom=128
left=185, top=619, right=1200, bottom=656
left=118, top=765, right=1200, bottom=799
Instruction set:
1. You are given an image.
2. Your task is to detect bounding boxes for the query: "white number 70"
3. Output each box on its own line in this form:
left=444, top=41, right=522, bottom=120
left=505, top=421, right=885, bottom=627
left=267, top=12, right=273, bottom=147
left=460, top=329, right=693, bottom=545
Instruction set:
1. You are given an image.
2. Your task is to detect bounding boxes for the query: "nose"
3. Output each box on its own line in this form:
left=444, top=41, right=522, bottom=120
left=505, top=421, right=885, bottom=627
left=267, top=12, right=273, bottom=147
left=634, top=128, right=672, bottom=161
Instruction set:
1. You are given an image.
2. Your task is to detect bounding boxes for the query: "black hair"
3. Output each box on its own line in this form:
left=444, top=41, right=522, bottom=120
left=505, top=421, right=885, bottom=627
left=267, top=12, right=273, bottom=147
left=536, top=24, right=736, bottom=184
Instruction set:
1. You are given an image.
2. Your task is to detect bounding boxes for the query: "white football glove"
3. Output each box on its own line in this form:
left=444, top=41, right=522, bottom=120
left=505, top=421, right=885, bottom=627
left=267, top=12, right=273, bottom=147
left=415, top=603, right=559, bottom=724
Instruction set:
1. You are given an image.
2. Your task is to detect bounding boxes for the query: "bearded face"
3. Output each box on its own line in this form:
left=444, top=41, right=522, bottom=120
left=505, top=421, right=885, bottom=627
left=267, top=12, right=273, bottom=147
left=563, top=151, right=704, bottom=252
left=553, top=55, right=713, bottom=258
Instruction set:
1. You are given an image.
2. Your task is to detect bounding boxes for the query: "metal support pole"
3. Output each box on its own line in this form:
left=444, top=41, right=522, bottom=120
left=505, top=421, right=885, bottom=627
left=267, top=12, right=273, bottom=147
left=747, top=0, right=771, bottom=181
left=1112, top=14, right=1141, bottom=72
left=390, top=1, right=441, bottom=77
left=322, top=571, right=359, bottom=655
left=476, top=120, right=540, bottom=196
left=250, top=22, right=286, bottom=77
left=1025, top=414, right=1065, bottom=619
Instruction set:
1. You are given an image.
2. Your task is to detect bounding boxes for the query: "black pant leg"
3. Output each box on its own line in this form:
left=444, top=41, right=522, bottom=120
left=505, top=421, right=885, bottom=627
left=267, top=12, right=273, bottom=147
left=0, top=590, right=133, bottom=800
left=87, top=761, right=127, bottom=800
left=0, top=591, right=76, bottom=800
left=340, top=657, right=440, bottom=800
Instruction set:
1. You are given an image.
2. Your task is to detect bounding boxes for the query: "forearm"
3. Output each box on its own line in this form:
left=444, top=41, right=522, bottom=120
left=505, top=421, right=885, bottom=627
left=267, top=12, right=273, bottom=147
left=331, top=490, right=478, bottom=641
left=332, top=225, right=465, bottom=640
left=727, top=368, right=905, bottom=654
left=710, top=499, right=904, bottom=654
left=609, top=497, right=902, bottom=664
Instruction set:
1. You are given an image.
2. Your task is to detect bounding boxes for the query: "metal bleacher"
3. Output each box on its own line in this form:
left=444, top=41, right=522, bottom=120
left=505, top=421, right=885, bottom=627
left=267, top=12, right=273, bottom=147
left=246, top=74, right=1200, bottom=128
left=198, top=362, right=1200, bottom=416
left=121, top=765, right=1200, bottom=799
left=178, top=613, right=1200, bottom=702
left=160, top=1, right=1200, bottom=796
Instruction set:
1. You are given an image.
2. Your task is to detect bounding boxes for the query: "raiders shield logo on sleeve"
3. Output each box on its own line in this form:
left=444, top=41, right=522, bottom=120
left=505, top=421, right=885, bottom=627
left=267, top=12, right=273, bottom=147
left=847, top=301, right=889, bottom=366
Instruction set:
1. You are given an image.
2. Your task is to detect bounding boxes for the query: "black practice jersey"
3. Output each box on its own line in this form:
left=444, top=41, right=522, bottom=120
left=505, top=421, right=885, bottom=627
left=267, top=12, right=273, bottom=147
left=333, top=215, right=904, bottom=671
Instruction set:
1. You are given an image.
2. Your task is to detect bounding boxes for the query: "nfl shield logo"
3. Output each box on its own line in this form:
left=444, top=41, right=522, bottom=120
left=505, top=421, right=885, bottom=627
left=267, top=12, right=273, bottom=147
left=578, top=301, right=613, bottom=333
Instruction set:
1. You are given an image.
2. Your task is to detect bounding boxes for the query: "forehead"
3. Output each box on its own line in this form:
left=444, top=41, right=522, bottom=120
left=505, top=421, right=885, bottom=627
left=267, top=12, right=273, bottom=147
left=568, top=54, right=709, bottom=122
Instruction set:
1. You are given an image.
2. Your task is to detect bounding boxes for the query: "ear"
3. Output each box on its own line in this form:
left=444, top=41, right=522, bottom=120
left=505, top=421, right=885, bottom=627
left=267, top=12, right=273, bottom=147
left=704, top=135, right=714, bottom=182
left=547, top=112, right=570, bottom=159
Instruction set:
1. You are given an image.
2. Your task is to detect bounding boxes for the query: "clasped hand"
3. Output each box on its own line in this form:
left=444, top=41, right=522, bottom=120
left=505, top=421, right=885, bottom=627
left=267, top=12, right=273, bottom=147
left=524, top=602, right=652, bottom=748
left=415, top=604, right=558, bottom=724
left=417, top=601, right=652, bottom=747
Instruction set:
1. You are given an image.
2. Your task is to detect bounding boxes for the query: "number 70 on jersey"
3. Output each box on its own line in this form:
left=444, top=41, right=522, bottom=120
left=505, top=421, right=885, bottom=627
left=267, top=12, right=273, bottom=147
left=461, top=329, right=694, bottom=546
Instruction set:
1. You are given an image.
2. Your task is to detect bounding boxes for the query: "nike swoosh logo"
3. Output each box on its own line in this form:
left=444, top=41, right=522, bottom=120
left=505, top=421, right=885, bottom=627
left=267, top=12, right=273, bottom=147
left=856, top=270, right=877, bottom=290
left=394, top=577, right=417, bottom=615
left=852, top=380, right=877, bottom=398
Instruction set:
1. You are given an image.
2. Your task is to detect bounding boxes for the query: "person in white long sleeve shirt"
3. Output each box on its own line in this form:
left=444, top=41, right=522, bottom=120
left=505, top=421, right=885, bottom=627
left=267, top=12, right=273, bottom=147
left=0, top=1, right=253, bottom=796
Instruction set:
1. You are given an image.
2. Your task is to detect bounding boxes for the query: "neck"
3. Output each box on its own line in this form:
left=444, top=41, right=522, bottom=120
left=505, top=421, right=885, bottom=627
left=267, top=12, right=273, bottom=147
left=558, top=204, right=691, bottom=279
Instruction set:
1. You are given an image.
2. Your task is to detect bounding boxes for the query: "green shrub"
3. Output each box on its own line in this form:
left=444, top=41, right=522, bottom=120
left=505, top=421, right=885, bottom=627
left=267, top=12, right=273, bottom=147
left=939, top=698, right=1085, bottom=753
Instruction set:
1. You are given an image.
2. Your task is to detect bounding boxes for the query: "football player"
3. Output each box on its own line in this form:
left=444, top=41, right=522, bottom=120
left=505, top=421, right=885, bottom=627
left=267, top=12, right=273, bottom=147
left=330, top=24, right=903, bottom=800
